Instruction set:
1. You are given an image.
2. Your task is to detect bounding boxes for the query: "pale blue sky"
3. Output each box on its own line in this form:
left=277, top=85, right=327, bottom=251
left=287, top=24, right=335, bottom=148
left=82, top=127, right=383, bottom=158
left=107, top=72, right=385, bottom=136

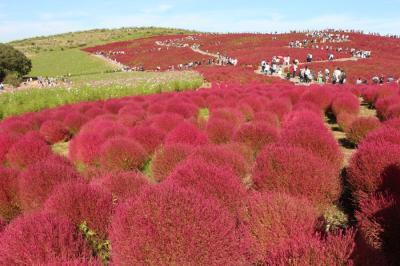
left=1, top=0, right=400, bottom=42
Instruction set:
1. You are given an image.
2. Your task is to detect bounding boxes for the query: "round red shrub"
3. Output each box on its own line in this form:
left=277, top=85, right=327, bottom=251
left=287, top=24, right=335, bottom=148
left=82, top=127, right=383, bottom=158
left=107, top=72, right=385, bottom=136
left=63, top=112, right=88, bottom=135
left=151, top=143, right=194, bottom=182
left=332, top=94, right=360, bottom=116
left=0, top=119, right=33, bottom=138
left=110, top=183, right=251, bottom=265
left=127, top=126, right=165, bottom=155
left=206, top=118, right=236, bottom=144
left=300, top=87, right=333, bottom=111
left=210, top=107, right=245, bottom=126
left=253, top=144, right=341, bottom=208
left=0, top=134, right=17, bottom=165
left=347, top=141, right=400, bottom=195
left=265, top=230, right=355, bottom=265
left=0, top=212, right=92, bottom=265
left=69, top=132, right=104, bottom=165
left=39, top=120, right=70, bottom=144
left=18, top=156, right=80, bottom=212
left=386, top=103, right=400, bottom=120
left=167, top=159, right=247, bottom=217
left=375, top=95, right=400, bottom=120
left=280, top=112, right=343, bottom=172
left=362, top=126, right=400, bottom=146
left=44, top=181, right=113, bottom=238
left=0, top=167, right=19, bottom=221
left=6, top=134, right=51, bottom=169
left=355, top=192, right=400, bottom=265
left=165, top=122, right=208, bottom=146
left=253, top=111, right=280, bottom=127
left=92, top=171, right=150, bottom=203
left=336, top=112, right=357, bottom=132
left=245, top=192, right=318, bottom=263
left=264, top=98, right=292, bottom=121
left=384, top=118, right=400, bottom=130
left=98, top=137, right=147, bottom=172
left=165, top=101, right=198, bottom=119
left=233, top=122, right=279, bottom=155
left=187, top=144, right=250, bottom=181
left=346, top=116, right=381, bottom=145
left=148, top=112, right=184, bottom=133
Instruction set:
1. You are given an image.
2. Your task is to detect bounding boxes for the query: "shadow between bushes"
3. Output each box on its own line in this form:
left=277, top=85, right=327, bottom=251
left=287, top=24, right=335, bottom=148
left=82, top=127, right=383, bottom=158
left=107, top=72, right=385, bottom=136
left=338, top=168, right=357, bottom=227
left=339, top=138, right=356, bottom=149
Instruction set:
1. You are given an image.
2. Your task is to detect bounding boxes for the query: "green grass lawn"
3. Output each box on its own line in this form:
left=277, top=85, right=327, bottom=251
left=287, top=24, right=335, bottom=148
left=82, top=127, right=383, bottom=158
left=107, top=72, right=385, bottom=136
left=0, top=71, right=204, bottom=118
left=28, top=49, right=117, bottom=77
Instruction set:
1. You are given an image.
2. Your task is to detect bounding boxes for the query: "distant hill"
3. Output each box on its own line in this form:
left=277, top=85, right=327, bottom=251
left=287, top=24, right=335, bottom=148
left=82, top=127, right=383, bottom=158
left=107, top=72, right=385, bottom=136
left=9, top=27, right=198, bottom=56
left=8, top=27, right=198, bottom=77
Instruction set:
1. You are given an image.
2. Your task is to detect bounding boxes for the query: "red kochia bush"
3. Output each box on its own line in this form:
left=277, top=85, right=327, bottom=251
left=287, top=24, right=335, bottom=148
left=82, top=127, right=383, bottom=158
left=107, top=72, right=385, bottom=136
left=346, top=116, right=381, bottom=145
left=362, top=127, right=400, bottom=146
left=151, top=143, right=194, bottom=182
left=384, top=118, right=400, bottom=130
left=18, top=156, right=80, bottom=212
left=6, top=134, right=51, bottom=169
left=206, top=118, right=236, bottom=144
left=252, top=144, right=340, bottom=208
left=98, top=137, right=147, bottom=172
left=0, top=212, right=92, bottom=265
left=347, top=141, right=400, bottom=195
left=336, top=112, right=357, bottom=132
left=165, top=121, right=208, bottom=146
left=110, top=183, right=250, bottom=265
left=355, top=192, right=399, bottom=265
left=0, top=134, right=17, bottom=165
left=167, top=159, right=247, bottom=217
left=300, top=87, right=333, bottom=111
left=233, top=122, right=279, bottom=155
left=331, top=93, right=360, bottom=116
left=253, top=111, right=280, bottom=127
left=44, top=181, right=113, bottom=239
left=245, top=192, right=318, bottom=263
left=39, top=120, right=70, bottom=144
left=264, top=98, right=292, bottom=121
left=63, top=112, right=89, bottom=135
left=68, top=132, right=104, bottom=165
left=92, top=171, right=150, bottom=203
left=148, top=112, right=184, bottom=133
left=0, top=167, right=19, bottom=221
left=280, top=112, right=343, bottom=172
left=265, top=230, right=355, bottom=266
left=187, top=144, right=250, bottom=181
left=127, top=126, right=165, bottom=155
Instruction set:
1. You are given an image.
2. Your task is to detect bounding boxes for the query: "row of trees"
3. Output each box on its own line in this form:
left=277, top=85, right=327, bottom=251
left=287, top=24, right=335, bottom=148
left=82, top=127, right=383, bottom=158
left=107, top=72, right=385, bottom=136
left=0, top=44, right=32, bottom=85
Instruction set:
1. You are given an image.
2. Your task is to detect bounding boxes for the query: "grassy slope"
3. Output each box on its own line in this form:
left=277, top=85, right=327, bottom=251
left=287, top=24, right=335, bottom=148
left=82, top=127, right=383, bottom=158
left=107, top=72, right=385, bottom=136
left=10, top=27, right=197, bottom=55
left=28, top=49, right=117, bottom=77
left=9, top=27, right=198, bottom=78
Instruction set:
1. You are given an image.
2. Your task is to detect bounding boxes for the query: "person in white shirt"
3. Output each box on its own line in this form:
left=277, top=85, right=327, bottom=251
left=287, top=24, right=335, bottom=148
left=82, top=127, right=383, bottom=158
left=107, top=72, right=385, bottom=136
left=304, top=67, right=312, bottom=83
left=356, top=78, right=363, bottom=85
left=324, top=68, right=330, bottom=83
left=261, top=60, right=266, bottom=72
left=265, top=63, right=271, bottom=75
left=333, top=68, right=342, bottom=84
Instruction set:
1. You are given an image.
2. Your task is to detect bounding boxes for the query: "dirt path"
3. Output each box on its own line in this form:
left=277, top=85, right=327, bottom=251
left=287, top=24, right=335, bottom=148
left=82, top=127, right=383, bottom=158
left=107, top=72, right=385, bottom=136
left=191, top=46, right=220, bottom=58
left=92, top=54, right=128, bottom=71
left=325, top=98, right=377, bottom=167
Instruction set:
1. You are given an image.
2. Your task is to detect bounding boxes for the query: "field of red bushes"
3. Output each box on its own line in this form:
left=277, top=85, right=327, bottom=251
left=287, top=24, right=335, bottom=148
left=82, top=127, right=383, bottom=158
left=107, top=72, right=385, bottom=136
left=1, top=67, right=400, bottom=265
left=83, top=32, right=400, bottom=84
